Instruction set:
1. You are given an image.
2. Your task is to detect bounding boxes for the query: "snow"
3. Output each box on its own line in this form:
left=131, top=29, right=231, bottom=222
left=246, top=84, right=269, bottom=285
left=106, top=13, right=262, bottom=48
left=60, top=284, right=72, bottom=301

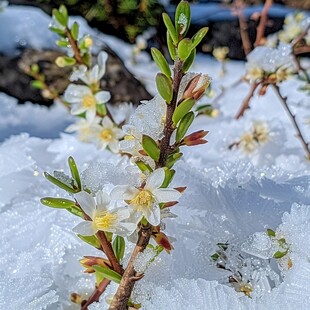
left=0, top=5, right=310, bottom=310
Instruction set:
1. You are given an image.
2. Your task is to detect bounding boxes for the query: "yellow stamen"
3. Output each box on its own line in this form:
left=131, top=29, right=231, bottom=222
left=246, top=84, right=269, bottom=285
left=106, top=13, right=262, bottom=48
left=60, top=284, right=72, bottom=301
left=94, top=212, right=118, bottom=230
left=100, top=129, right=113, bottom=142
left=82, top=94, right=96, bottom=109
left=130, top=190, right=154, bottom=211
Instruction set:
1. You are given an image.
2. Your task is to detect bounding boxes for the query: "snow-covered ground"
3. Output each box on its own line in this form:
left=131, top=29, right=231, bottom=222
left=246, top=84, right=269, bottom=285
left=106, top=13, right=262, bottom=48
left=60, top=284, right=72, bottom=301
left=1, top=5, right=310, bottom=310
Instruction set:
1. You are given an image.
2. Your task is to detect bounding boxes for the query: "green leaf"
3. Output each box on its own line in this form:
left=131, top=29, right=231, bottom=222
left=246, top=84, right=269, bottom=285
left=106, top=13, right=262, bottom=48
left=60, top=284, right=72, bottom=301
left=93, top=266, right=122, bottom=284
left=211, top=252, right=220, bottom=262
left=177, top=38, right=194, bottom=61
left=156, top=73, right=173, bottom=103
left=71, top=22, right=79, bottom=40
left=55, top=56, right=76, bottom=67
left=68, top=156, right=81, bottom=190
left=112, top=236, right=125, bottom=262
left=96, top=103, right=107, bottom=116
left=176, top=111, right=194, bottom=142
left=273, top=250, right=288, bottom=259
left=44, top=172, right=76, bottom=193
left=267, top=229, right=276, bottom=237
left=40, top=197, right=76, bottom=209
left=166, top=152, right=183, bottom=169
left=77, top=234, right=101, bottom=249
left=56, top=39, right=69, bottom=48
left=161, top=168, right=175, bottom=188
left=49, top=26, right=66, bottom=36
left=136, top=161, right=153, bottom=173
left=52, top=8, right=67, bottom=27
left=172, top=98, right=195, bottom=125
left=182, top=48, right=196, bottom=73
left=31, top=80, right=45, bottom=90
left=142, top=135, right=160, bottom=161
left=66, top=206, right=84, bottom=218
left=191, top=27, right=208, bottom=49
left=59, top=5, right=68, bottom=26
left=175, top=0, right=191, bottom=36
left=167, top=32, right=176, bottom=61
left=162, top=13, right=178, bottom=44
left=151, top=48, right=171, bottom=78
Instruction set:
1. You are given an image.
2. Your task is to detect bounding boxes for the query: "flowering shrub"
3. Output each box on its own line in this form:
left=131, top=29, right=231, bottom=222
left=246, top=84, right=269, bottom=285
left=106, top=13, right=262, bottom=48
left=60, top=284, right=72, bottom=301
left=41, top=2, right=211, bottom=308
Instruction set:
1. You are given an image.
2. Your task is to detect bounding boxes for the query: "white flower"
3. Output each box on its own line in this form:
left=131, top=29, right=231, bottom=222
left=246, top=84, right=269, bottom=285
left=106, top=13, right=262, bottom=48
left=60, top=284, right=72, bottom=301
left=70, top=51, right=108, bottom=85
left=92, top=116, right=124, bottom=153
left=64, top=84, right=111, bottom=121
left=65, top=117, right=100, bottom=143
left=111, top=168, right=182, bottom=226
left=73, top=190, right=136, bottom=236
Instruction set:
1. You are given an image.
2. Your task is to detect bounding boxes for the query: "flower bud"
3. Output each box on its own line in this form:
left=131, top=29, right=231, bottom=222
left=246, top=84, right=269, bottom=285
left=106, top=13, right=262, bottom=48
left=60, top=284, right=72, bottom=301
left=70, top=293, right=82, bottom=304
left=153, top=232, right=174, bottom=253
left=80, top=256, right=111, bottom=273
left=182, top=130, right=209, bottom=146
left=183, top=74, right=211, bottom=100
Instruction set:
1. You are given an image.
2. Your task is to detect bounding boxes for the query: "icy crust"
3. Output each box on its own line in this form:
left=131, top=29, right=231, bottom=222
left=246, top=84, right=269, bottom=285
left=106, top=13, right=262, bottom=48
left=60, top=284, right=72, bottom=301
left=0, top=134, right=309, bottom=309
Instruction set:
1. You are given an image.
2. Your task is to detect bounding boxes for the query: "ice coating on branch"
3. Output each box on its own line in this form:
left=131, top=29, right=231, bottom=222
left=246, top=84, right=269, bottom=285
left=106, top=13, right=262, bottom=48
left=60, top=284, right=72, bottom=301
left=128, top=95, right=166, bottom=140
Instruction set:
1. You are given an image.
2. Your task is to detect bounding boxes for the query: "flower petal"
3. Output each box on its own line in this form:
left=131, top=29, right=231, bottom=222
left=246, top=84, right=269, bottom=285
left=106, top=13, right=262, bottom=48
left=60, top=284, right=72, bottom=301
left=145, top=205, right=161, bottom=226
left=110, top=185, right=139, bottom=201
left=64, top=84, right=91, bottom=103
left=108, top=140, right=120, bottom=153
left=72, top=221, right=96, bottom=236
left=96, top=190, right=110, bottom=212
left=74, top=191, right=96, bottom=218
left=145, top=168, right=165, bottom=190
left=95, top=91, right=111, bottom=104
left=86, top=108, right=96, bottom=122
left=152, top=188, right=182, bottom=203
left=116, top=207, right=130, bottom=221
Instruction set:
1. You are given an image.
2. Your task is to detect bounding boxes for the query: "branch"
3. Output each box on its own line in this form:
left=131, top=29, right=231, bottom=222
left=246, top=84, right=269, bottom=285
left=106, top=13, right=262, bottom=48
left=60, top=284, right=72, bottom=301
left=238, top=12, right=252, bottom=56
left=108, top=224, right=153, bottom=310
left=81, top=279, right=111, bottom=310
left=254, top=0, right=273, bottom=47
left=235, top=81, right=260, bottom=119
left=271, top=84, right=310, bottom=160
left=65, top=28, right=84, bottom=65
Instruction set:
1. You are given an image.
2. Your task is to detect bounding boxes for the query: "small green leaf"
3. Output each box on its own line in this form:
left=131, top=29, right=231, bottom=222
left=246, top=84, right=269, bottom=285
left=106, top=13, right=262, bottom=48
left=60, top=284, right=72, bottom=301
left=55, top=56, right=76, bottom=67
left=31, top=80, right=45, bottom=90
left=176, top=112, right=195, bottom=142
left=191, top=27, right=208, bottom=49
left=93, top=266, right=122, bottom=284
left=177, top=38, right=194, bottom=61
left=167, top=32, right=176, bottom=61
left=49, top=26, right=66, bottom=36
left=273, top=250, right=288, bottom=259
left=162, top=13, right=178, bottom=44
left=211, top=252, right=220, bottom=262
left=96, top=103, right=107, bottom=116
left=161, top=168, right=175, bottom=188
left=56, top=39, right=69, bottom=48
left=71, top=22, right=79, bottom=40
left=59, top=5, right=68, bottom=26
left=44, top=172, right=76, bottom=193
left=172, top=98, right=195, bottom=125
left=182, top=48, right=196, bottom=73
left=66, top=206, right=84, bottom=218
left=77, top=234, right=101, bottom=249
left=267, top=229, right=276, bottom=237
left=112, top=236, right=125, bottom=262
left=31, top=64, right=39, bottom=73
left=175, top=0, right=191, bottom=36
left=136, top=161, right=153, bottom=173
left=40, top=197, right=76, bottom=209
left=151, top=48, right=171, bottom=78
left=68, top=156, right=81, bottom=190
left=156, top=73, right=173, bottom=103
left=52, top=8, right=67, bottom=27
left=142, top=135, right=160, bottom=161
left=166, top=153, right=183, bottom=169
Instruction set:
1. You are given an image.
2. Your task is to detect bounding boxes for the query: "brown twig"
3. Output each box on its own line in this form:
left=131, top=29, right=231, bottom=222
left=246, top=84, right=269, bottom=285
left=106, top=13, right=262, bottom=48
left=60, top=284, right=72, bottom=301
left=108, top=224, right=153, bottom=310
left=96, top=231, right=123, bottom=275
left=65, top=28, right=84, bottom=65
left=271, top=84, right=310, bottom=160
left=254, top=0, right=273, bottom=47
left=235, top=81, right=260, bottom=119
left=81, top=279, right=111, bottom=310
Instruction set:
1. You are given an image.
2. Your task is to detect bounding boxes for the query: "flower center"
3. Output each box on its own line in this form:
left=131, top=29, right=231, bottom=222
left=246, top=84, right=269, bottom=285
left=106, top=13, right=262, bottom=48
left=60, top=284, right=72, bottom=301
left=100, top=129, right=113, bottom=142
left=82, top=94, right=96, bottom=109
left=94, top=212, right=118, bottom=231
left=130, top=190, right=154, bottom=211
